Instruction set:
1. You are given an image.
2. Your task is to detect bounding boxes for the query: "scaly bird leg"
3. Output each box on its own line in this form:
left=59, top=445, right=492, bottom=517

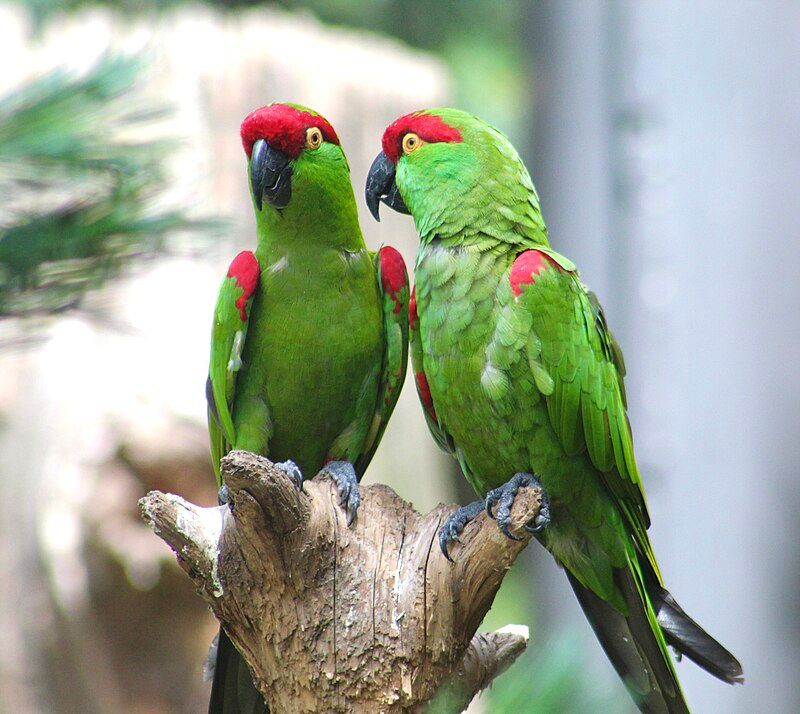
left=486, top=472, right=551, bottom=540
left=316, top=461, right=360, bottom=526
left=438, top=499, right=484, bottom=562
left=276, top=460, right=304, bottom=491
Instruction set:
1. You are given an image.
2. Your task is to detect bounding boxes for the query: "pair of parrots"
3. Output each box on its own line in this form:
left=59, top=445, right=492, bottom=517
left=205, top=103, right=742, bottom=714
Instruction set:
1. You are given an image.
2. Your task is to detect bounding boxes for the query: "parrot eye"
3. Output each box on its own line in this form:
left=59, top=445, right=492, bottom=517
left=402, top=132, right=423, bottom=155
left=305, top=127, right=323, bottom=150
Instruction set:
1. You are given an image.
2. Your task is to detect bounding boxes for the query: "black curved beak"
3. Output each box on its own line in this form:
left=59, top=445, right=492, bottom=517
left=249, top=138, right=292, bottom=211
left=365, top=151, right=410, bottom=222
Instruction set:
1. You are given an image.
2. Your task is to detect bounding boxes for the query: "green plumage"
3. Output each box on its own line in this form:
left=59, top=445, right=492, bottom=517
left=207, top=104, right=408, bottom=713
left=390, top=108, right=741, bottom=713
left=415, top=243, right=644, bottom=606
left=209, top=117, right=407, bottom=482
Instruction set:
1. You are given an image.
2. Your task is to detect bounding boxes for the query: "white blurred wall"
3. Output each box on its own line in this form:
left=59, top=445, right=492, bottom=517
left=527, top=1, right=800, bottom=712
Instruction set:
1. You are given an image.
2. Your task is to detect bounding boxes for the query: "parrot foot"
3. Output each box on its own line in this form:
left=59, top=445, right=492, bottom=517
left=217, top=484, right=230, bottom=507
left=276, top=460, right=304, bottom=491
left=317, top=461, right=360, bottom=526
left=438, top=499, right=484, bottom=562
left=485, top=472, right=551, bottom=540
left=203, top=632, right=220, bottom=682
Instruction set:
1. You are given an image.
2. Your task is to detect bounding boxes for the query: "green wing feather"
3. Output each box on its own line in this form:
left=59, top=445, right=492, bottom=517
left=513, top=248, right=660, bottom=578
left=409, top=285, right=456, bottom=454
left=207, top=252, right=260, bottom=484
left=351, top=247, right=410, bottom=477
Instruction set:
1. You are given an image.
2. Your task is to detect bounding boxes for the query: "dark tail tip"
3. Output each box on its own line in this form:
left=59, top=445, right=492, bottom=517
left=566, top=571, right=691, bottom=714
left=209, top=628, right=268, bottom=714
left=655, top=589, right=744, bottom=685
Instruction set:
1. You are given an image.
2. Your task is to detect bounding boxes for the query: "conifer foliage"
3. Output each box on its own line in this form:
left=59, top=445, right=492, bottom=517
left=0, top=56, right=193, bottom=319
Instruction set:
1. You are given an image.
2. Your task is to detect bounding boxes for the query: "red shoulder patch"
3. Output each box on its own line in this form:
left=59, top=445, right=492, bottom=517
left=379, top=246, right=408, bottom=314
left=408, top=285, right=418, bottom=330
left=382, top=112, right=463, bottom=163
left=227, top=251, right=260, bottom=321
left=240, top=104, right=339, bottom=158
left=509, top=250, right=559, bottom=297
left=415, top=370, right=437, bottom=421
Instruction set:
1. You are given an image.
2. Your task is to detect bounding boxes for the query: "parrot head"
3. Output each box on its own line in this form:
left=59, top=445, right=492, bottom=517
left=240, top=103, right=349, bottom=217
left=366, top=108, right=542, bottom=239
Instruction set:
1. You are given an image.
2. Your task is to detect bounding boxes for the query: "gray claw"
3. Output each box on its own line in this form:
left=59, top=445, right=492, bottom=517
left=485, top=484, right=505, bottom=519
left=276, top=460, right=304, bottom=491
left=217, top=484, right=232, bottom=510
left=203, top=632, right=219, bottom=682
left=318, top=461, right=360, bottom=526
left=524, top=495, right=551, bottom=533
left=485, top=472, right=550, bottom=540
left=438, top=500, right=484, bottom=562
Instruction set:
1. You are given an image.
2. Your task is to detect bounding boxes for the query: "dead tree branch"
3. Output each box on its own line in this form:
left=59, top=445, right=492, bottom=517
left=140, top=450, right=541, bottom=713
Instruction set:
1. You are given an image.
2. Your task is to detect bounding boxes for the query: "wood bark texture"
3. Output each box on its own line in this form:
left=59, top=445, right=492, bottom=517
left=139, top=450, right=542, bottom=713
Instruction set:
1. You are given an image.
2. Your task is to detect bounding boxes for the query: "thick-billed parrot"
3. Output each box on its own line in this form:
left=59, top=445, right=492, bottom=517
left=207, top=103, right=408, bottom=713
left=366, top=108, right=741, bottom=713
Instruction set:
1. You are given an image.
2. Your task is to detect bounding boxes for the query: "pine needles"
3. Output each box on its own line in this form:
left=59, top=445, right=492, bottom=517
left=0, top=55, right=197, bottom=318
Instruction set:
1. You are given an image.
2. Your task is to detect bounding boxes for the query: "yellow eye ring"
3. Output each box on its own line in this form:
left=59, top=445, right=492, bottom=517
left=402, top=132, right=423, bottom=154
left=305, top=126, right=323, bottom=149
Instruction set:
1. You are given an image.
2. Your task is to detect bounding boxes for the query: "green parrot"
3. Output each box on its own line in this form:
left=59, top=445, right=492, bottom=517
left=366, top=108, right=742, bottom=713
left=206, top=103, right=409, bottom=713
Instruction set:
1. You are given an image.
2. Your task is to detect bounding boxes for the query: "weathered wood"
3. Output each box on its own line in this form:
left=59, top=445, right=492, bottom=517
left=140, top=450, right=541, bottom=713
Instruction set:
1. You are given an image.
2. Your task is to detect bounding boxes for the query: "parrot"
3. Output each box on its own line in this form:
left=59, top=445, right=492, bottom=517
left=365, top=108, right=742, bottom=713
left=206, top=103, right=409, bottom=713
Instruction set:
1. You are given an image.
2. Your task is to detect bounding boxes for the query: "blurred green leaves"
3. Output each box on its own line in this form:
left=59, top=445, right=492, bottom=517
left=474, top=563, right=630, bottom=713
left=0, top=55, right=200, bottom=319
left=481, top=628, right=631, bottom=713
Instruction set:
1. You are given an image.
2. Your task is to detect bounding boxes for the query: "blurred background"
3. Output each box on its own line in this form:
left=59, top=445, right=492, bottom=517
left=0, top=1, right=797, bottom=712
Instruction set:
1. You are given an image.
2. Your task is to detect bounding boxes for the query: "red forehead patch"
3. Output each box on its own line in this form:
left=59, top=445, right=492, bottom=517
left=382, top=112, right=463, bottom=163
left=240, top=104, right=339, bottom=158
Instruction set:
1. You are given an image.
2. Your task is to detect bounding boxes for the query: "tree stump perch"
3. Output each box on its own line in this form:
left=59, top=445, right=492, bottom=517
left=139, top=450, right=542, bottom=713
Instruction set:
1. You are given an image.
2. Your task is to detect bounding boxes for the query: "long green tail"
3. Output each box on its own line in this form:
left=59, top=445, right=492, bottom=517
left=208, top=628, right=268, bottom=714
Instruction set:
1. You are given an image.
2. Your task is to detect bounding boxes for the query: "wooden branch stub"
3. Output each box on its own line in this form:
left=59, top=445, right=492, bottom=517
left=423, top=625, right=530, bottom=713
left=139, top=451, right=541, bottom=713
